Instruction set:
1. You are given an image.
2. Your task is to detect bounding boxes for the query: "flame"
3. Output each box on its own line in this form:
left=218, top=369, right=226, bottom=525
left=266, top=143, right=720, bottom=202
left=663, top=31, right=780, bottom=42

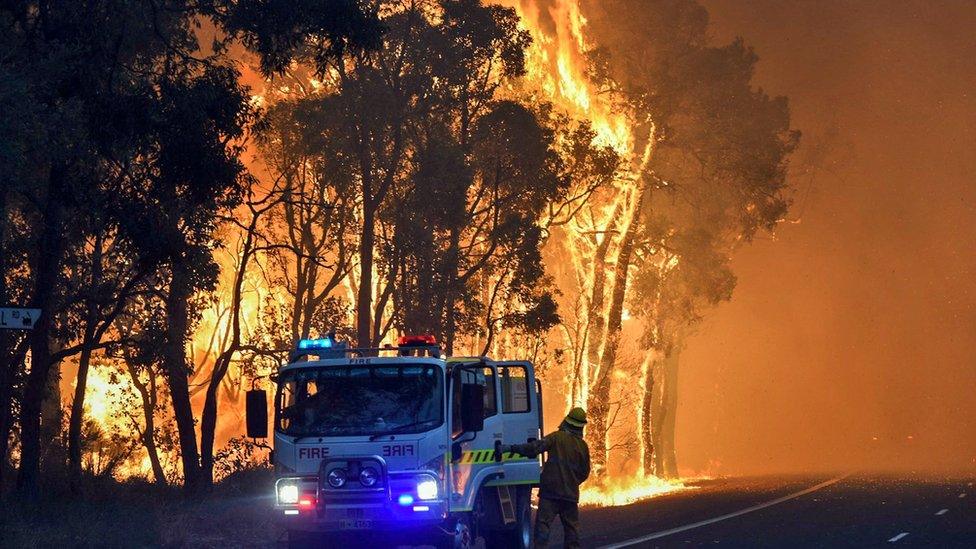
left=76, top=364, right=156, bottom=479
left=579, top=475, right=690, bottom=507
left=502, top=0, right=631, bottom=153
left=80, top=365, right=120, bottom=427
left=503, top=0, right=694, bottom=508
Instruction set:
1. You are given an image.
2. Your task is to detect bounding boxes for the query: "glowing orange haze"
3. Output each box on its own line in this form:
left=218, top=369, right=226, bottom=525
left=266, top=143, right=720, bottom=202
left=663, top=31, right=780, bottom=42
left=679, top=0, right=976, bottom=477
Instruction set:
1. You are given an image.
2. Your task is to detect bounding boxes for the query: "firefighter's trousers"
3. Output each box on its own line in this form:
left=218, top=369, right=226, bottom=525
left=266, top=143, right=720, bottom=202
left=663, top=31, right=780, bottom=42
left=533, top=497, right=581, bottom=549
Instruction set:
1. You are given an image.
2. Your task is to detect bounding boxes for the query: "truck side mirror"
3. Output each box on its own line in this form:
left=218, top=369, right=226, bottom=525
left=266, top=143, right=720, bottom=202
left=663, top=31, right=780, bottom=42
left=460, top=383, right=485, bottom=433
left=245, top=389, right=268, bottom=439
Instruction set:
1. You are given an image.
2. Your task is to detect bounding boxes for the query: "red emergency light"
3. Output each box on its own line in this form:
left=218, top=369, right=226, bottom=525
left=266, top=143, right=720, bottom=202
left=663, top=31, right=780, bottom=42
left=397, top=334, right=438, bottom=346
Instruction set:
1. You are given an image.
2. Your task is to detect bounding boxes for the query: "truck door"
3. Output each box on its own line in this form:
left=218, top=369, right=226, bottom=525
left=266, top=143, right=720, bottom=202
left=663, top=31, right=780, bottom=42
left=495, top=361, right=542, bottom=485
left=448, top=363, right=503, bottom=510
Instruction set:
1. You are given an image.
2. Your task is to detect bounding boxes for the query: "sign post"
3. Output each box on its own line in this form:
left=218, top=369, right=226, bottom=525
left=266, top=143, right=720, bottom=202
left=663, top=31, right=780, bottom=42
left=0, top=308, right=41, bottom=330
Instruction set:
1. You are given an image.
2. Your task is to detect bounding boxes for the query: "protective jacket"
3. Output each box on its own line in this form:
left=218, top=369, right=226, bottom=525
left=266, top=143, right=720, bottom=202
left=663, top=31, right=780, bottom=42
left=512, top=424, right=591, bottom=502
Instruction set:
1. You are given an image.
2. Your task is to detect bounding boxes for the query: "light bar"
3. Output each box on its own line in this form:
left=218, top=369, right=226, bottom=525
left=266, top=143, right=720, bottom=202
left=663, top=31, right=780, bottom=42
left=298, top=337, right=334, bottom=350
left=397, top=334, right=438, bottom=346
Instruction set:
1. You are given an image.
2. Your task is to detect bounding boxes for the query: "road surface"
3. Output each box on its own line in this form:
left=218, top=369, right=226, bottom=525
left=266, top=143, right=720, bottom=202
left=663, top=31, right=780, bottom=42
left=544, top=474, right=976, bottom=548
left=280, top=474, right=974, bottom=547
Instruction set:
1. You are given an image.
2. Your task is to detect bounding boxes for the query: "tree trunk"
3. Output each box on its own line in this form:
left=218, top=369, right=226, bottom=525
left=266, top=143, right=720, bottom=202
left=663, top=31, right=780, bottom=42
left=17, top=166, right=67, bottom=496
left=586, top=184, right=647, bottom=479
left=68, top=232, right=103, bottom=492
left=649, top=345, right=680, bottom=478
left=124, top=356, right=167, bottom=487
left=640, top=355, right=657, bottom=476
left=163, top=264, right=201, bottom=495
left=67, top=338, right=94, bottom=490
left=143, top=372, right=166, bottom=486
left=580, top=204, right=622, bottom=404
left=0, top=333, right=14, bottom=492
left=201, top=205, right=262, bottom=487
left=651, top=355, right=667, bottom=477
left=200, top=350, right=238, bottom=486
left=660, top=344, right=681, bottom=478
left=199, top=363, right=223, bottom=487
left=0, top=186, right=12, bottom=491
left=357, top=202, right=375, bottom=348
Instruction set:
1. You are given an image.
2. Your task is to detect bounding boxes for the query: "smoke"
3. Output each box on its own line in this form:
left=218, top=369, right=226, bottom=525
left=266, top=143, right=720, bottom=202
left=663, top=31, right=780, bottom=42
left=678, top=0, right=976, bottom=476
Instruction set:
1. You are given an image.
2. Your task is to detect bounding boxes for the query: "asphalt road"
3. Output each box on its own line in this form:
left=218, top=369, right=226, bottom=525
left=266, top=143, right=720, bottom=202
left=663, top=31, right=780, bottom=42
left=545, top=474, right=976, bottom=548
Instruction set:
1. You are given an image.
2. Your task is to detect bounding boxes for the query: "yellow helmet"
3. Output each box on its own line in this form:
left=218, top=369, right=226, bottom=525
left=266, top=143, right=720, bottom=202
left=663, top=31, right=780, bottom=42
left=564, top=407, right=587, bottom=428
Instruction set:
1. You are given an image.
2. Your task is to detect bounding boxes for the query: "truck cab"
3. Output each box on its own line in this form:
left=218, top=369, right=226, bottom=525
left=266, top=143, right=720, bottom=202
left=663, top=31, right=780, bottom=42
left=245, top=335, right=543, bottom=548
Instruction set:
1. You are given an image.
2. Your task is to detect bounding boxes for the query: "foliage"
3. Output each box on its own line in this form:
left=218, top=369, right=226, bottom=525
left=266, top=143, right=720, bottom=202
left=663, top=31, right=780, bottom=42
left=212, top=436, right=267, bottom=482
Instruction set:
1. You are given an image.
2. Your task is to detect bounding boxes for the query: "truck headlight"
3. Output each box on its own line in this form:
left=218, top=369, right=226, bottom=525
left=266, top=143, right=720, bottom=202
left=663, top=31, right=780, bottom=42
left=277, top=480, right=300, bottom=504
left=327, top=468, right=347, bottom=488
left=416, top=475, right=438, bottom=500
left=359, top=466, right=380, bottom=487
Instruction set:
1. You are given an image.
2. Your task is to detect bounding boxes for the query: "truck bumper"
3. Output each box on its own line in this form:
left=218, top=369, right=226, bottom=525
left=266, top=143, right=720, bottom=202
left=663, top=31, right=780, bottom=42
left=278, top=499, right=449, bottom=533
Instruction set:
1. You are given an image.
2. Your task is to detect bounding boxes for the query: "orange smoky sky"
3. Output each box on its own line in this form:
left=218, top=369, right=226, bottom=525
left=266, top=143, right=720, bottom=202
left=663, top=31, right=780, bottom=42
left=678, top=0, right=976, bottom=476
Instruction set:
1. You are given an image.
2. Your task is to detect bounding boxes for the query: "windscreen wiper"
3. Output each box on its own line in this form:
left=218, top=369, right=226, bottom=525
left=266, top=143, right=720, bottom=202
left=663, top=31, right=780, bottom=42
left=368, top=420, right=433, bottom=441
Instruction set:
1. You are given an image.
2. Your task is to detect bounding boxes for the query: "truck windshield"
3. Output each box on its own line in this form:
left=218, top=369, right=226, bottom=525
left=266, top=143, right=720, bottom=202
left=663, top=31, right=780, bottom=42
left=276, top=364, right=443, bottom=437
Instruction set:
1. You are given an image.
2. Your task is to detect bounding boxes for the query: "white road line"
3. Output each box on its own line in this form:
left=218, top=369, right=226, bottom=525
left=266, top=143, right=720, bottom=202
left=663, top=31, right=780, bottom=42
left=935, top=509, right=948, bottom=516
left=888, top=532, right=909, bottom=543
left=596, top=475, right=849, bottom=549
left=960, top=493, right=967, bottom=499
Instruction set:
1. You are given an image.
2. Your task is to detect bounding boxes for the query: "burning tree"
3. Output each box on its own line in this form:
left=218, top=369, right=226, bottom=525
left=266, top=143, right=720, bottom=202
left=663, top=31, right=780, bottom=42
left=0, top=0, right=797, bottom=500
left=497, top=0, right=798, bottom=480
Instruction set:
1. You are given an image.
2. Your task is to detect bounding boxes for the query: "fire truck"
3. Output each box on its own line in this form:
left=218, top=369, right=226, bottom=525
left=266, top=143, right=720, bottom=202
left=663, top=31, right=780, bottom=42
left=245, top=334, right=544, bottom=548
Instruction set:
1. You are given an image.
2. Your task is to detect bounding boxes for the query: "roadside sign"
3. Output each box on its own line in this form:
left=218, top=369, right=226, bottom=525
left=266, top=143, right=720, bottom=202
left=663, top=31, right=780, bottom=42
left=0, top=308, right=41, bottom=330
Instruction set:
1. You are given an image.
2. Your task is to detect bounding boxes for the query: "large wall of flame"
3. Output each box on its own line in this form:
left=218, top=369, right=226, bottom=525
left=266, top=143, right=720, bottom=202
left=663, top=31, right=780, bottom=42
left=678, top=0, right=976, bottom=476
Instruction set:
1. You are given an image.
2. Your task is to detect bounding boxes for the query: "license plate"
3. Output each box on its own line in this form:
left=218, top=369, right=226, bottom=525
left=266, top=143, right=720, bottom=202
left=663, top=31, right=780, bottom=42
left=339, top=519, right=374, bottom=530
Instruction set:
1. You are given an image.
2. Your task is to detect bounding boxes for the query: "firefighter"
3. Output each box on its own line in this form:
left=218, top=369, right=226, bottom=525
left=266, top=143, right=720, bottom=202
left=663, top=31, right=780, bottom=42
left=499, top=407, right=591, bottom=549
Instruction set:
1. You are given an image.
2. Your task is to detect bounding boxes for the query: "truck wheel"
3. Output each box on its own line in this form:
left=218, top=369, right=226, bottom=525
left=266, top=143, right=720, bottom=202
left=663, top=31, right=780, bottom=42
left=485, top=489, right=532, bottom=549
left=437, top=516, right=473, bottom=549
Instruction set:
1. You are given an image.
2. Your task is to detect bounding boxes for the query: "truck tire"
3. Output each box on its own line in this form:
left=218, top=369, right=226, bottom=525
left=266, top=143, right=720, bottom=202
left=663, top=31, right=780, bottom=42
left=484, top=489, right=531, bottom=549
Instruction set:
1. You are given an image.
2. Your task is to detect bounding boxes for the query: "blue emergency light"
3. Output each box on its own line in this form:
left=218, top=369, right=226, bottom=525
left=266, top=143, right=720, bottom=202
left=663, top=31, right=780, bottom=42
left=295, top=334, right=348, bottom=359
left=297, top=337, right=334, bottom=350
